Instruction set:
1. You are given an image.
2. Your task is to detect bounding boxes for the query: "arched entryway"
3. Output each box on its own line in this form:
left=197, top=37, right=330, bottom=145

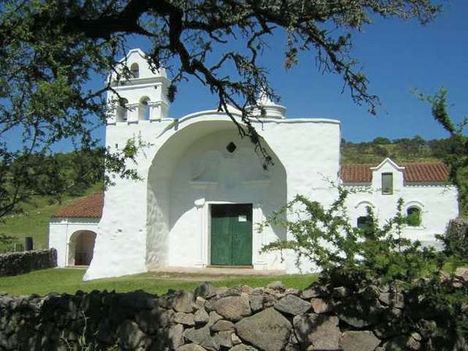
left=68, top=230, right=96, bottom=266
left=147, top=118, right=287, bottom=270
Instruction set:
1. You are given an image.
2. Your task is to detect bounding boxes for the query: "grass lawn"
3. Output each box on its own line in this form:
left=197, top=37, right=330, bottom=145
left=0, top=268, right=317, bottom=296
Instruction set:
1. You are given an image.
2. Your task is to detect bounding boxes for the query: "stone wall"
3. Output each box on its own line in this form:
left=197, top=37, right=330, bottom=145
left=1, top=279, right=465, bottom=351
left=0, top=249, right=57, bottom=276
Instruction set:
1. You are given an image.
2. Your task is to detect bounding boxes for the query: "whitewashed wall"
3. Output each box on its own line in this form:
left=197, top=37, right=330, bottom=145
left=49, top=219, right=99, bottom=267
left=344, top=160, right=459, bottom=248
left=84, top=108, right=341, bottom=280
left=76, top=50, right=458, bottom=281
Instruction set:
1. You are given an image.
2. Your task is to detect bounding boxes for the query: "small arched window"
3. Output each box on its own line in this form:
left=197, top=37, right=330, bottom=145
left=357, top=216, right=372, bottom=230
left=406, top=207, right=421, bottom=227
left=116, top=98, right=128, bottom=122
left=139, top=97, right=150, bottom=120
left=130, top=63, right=139, bottom=78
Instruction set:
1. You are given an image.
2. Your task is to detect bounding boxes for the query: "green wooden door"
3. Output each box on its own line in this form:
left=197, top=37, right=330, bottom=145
left=211, top=204, right=252, bottom=266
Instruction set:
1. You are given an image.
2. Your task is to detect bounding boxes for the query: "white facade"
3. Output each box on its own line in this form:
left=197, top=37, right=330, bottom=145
left=84, top=113, right=341, bottom=280
left=343, top=159, right=459, bottom=248
left=49, top=218, right=99, bottom=267
left=49, top=49, right=459, bottom=280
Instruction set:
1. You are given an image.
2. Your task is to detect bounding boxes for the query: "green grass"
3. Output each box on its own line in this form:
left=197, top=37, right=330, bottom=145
left=0, top=268, right=317, bottom=296
left=0, top=183, right=102, bottom=251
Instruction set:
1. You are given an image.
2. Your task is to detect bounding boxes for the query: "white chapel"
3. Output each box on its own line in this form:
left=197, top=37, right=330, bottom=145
left=49, top=49, right=459, bottom=280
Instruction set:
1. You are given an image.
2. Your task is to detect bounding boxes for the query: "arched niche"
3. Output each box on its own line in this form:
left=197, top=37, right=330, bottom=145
left=146, top=119, right=287, bottom=269
left=139, top=96, right=150, bottom=120
left=354, top=200, right=375, bottom=210
left=352, top=200, right=376, bottom=227
left=68, top=230, right=97, bottom=266
left=116, top=98, right=129, bottom=122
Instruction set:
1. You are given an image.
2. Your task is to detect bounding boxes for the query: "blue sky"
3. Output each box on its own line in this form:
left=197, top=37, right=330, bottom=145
left=153, top=1, right=468, bottom=142
left=14, top=1, right=466, bottom=153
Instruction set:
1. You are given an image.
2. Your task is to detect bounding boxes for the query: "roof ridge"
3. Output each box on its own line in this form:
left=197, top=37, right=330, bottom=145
left=343, top=161, right=446, bottom=166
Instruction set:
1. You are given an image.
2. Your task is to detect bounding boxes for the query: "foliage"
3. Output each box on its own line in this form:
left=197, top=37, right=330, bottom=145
left=262, top=188, right=467, bottom=349
left=404, top=277, right=468, bottom=350
left=0, top=0, right=442, bottom=218
left=436, top=219, right=468, bottom=260
left=371, top=144, right=389, bottom=158
left=372, top=137, right=391, bottom=145
left=341, top=136, right=434, bottom=164
left=261, top=188, right=443, bottom=283
left=341, top=135, right=437, bottom=164
left=417, top=88, right=468, bottom=216
left=0, top=233, right=15, bottom=250
left=314, top=267, right=468, bottom=350
left=406, top=209, right=422, bottom=227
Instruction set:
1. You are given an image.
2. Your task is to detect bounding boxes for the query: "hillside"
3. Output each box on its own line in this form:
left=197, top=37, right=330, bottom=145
left=0, top=183, right=102, bottom=252
left=341, top=137, right=444, bottom=164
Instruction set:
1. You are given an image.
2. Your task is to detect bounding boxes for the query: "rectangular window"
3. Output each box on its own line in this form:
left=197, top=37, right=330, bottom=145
left=382, top=173, right=393, bottom=195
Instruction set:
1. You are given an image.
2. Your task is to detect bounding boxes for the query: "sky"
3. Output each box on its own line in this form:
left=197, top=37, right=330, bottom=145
left=8, top=1, right=466, bottom=152
left=145, top=0, right=468, bottom=143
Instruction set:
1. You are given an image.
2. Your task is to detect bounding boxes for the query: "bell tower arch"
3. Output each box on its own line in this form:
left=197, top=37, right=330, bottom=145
left=106, top=48, right=170, bottom=124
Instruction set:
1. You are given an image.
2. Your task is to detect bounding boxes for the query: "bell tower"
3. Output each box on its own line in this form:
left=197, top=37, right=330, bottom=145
left=106, top=48, right=170, bottom=124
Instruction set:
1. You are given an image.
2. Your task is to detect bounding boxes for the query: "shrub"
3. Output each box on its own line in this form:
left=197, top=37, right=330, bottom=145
left=261, top=188, right=467, bottom=350
left=436, top=218, right=468, bottom=260
left=261, top=188, right=443, bottom=283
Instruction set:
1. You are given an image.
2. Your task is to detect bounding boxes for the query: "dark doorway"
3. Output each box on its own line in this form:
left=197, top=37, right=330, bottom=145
left=69, top=230, right=96, bottom=266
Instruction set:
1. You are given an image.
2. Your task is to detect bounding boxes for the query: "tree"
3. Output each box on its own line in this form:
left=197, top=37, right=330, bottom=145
left=0, top=1, right=441, bottom=218
left=372, top=137, right=391, bottom=145
left=260, top=189, right=467, bottom=350
left=397, top=135, right=427, bottom=158
left=417, top=88, right=468, bottom=216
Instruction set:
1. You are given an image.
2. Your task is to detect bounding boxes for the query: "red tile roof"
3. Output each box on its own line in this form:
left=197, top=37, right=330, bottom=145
left=403, top=163, right=449, bottom=183
left=53, top=192, right=104, bottom=218
left=341, top=162, right=450, bottom=184
left=340, top=164, right=373, bottom=183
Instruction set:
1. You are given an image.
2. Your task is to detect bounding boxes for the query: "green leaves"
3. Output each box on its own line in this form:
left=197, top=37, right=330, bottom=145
left=0, top=0, right=445, bottom=219
left=261, top=187, right=444, bottom=283
left=416, top=88, right=468, bottom=215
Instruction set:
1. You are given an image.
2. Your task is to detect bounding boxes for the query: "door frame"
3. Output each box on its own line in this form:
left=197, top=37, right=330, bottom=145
left=194, top=200, right=267, bottom=269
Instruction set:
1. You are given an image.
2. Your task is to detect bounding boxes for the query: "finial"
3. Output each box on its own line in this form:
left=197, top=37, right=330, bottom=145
left=258, top=90, right=273, bottom=106
left=253, top=90, right=286, bottom=119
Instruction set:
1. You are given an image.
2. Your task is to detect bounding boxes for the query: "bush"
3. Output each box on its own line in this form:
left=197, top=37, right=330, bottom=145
left=437, top=218, right=468, bottom=260
left=261, top=188, right=467, bottom=350
left=261, top=188, right=443, bottom=283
